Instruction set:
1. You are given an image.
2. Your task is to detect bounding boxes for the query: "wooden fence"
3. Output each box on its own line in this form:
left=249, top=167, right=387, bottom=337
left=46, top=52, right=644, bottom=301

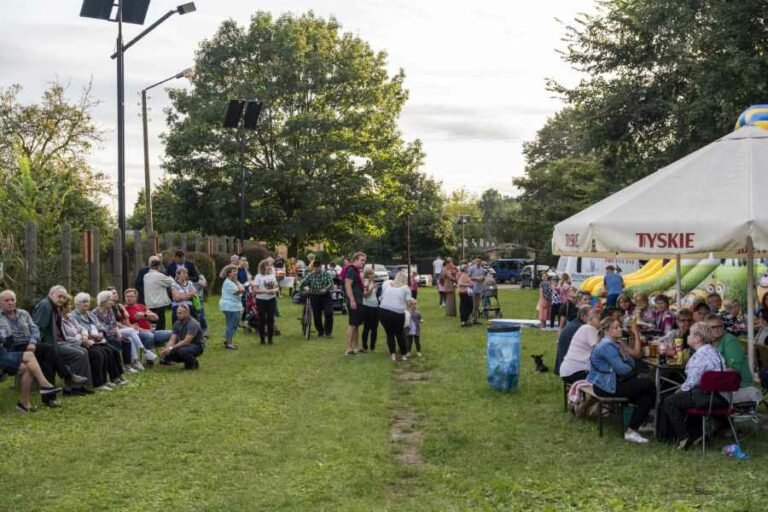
left=18, top=222, right=245, bottom=306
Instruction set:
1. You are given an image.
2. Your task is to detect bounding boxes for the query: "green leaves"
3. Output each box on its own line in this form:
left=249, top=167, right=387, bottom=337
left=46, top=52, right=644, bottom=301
left=160, top=11, right=425, bottom=253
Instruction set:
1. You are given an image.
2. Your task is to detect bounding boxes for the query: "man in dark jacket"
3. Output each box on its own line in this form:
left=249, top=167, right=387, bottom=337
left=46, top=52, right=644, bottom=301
left=31, top=285, right=87, bottom=406
left=166, top=250, right=199, bottom=283
left=554, top=306, right=591, bottom=375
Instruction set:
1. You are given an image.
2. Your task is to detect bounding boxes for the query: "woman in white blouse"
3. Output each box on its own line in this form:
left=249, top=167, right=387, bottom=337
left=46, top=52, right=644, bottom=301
left=560, top=309, right=601, bottom=384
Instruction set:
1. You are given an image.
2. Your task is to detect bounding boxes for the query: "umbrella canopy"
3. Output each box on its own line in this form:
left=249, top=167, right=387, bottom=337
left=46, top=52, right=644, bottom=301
left=552, top=126, right=768, bottom=259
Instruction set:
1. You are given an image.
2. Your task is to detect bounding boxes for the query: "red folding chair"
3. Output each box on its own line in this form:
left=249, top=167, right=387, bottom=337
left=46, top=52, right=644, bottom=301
left=684, top=371, right=741, bottom=454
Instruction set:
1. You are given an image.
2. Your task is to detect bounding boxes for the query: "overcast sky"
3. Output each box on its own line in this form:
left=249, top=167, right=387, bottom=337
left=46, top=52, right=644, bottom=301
left=2, top=0, right=595, bottom=214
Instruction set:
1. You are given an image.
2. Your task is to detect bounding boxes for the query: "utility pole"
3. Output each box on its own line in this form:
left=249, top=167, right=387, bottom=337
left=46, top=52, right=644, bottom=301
left=406, top=213, right=412, bottom=285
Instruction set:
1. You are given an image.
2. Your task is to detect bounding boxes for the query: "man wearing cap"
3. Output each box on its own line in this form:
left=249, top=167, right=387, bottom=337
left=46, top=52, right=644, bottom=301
left=603, top=265, right=624, bottom=308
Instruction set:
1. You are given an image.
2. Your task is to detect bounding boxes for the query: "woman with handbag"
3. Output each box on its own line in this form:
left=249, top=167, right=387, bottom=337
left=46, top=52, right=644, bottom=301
left=587, top=317, right=656, bottom=444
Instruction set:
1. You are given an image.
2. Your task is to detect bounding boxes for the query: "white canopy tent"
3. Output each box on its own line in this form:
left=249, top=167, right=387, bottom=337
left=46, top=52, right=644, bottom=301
left=552, top=126, right=768, bottom=374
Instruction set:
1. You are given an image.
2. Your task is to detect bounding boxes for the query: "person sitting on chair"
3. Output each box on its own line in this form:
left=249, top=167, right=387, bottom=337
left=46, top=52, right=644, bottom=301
left=663, top=321, right=728, bottom=450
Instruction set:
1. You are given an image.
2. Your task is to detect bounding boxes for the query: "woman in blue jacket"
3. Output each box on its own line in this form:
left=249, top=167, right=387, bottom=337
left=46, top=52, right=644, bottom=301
left=588, top=317, right=656, bottom=444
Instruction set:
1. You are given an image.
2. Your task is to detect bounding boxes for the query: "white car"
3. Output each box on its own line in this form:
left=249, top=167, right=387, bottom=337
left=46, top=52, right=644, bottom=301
left=364, top=263, right=389, bottom=283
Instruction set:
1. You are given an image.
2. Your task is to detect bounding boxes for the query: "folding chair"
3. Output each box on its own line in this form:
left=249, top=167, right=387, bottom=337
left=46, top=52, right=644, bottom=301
left=684, top=371, right=741, bottom=454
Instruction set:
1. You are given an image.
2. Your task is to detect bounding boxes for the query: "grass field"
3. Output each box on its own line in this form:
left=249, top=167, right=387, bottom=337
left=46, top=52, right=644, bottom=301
left=1, top=288, right=767, bottom=511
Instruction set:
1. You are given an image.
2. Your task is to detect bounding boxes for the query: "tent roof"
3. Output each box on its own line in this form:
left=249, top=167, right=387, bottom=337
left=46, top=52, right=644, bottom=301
left=552, top=126, right=768, bottom=258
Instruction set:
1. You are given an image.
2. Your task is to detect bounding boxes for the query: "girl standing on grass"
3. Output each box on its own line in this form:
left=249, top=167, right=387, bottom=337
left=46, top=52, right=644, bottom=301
left=406, top=298, right=423, bottom=357
left=537, top=273, right=552, bottom=329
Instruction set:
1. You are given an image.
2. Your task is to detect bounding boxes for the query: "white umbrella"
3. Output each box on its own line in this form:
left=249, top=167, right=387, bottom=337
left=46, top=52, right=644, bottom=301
left=552, top=126, right=768, bottom=373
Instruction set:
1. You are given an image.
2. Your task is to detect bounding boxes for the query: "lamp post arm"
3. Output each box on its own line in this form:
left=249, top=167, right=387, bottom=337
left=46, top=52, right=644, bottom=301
left=110, top=10, right=175, bottom=59
left=142, top=74, right=179, bottom=93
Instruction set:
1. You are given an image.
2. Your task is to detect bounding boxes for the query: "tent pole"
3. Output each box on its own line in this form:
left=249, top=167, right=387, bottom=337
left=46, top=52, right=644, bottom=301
left=675, top=254, right=681, bottom=311
left=747, top=237, right=755, bottom=375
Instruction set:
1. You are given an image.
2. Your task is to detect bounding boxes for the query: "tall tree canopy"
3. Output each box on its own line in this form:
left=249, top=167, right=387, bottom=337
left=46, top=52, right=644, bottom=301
left=513, top=0, right=768, bottom=257
left=159, top=11, right=424, bottom=254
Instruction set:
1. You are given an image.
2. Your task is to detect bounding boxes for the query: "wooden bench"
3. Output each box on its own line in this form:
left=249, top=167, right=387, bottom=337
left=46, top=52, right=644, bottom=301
left=579, top=384, right=629, bottom=438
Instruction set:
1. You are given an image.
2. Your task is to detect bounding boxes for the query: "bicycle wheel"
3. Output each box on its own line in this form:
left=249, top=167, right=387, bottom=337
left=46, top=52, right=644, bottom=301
left=303, top=303, right=312, bottom=340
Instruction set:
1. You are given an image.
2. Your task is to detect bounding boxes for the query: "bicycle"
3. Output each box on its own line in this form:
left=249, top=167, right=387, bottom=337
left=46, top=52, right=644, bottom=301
left=301, top=294, right=313, bottom=340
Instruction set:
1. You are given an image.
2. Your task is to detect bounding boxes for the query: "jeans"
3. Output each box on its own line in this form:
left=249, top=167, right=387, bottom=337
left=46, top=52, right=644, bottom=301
left=197, top=307, right=208, bottom=330
left=361, top=305, right=379, bottom=350
left=606, top=294, right=620, bottom=308
left=379, top=308, right=408, bottom=356
left=310, top=294, right=333, bottom=336
left=256, top=298, right=276, bottom=342
left=223, top=311, right=240, bottom=342
left=165, top=343, right=204, bottom=369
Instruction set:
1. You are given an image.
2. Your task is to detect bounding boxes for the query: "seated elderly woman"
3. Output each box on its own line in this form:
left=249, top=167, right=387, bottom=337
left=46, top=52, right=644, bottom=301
left=663, top=322, right=728, bottom=450
left=71, top=293, right=128, bottom=388
left=588, top=316, right=657, bottom=444
left=57, top=296, right=95, bottom=395
left=91, top=290, right=143, bottom=374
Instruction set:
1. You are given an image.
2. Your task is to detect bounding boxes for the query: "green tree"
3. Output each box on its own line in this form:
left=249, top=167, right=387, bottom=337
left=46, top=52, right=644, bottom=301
left=0, top=83, right=111, bottom=242
left=161, top=11, right=423, bottom=255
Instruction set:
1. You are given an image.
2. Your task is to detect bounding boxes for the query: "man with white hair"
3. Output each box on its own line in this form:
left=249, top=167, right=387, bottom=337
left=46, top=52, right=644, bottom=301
left=0, top=290, right=62, bottom=411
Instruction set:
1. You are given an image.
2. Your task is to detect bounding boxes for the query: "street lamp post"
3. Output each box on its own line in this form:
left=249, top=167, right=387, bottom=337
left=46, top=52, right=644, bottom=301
left=80, top=0, right=196, bottom=291
left=141, top=68, right=193, bottom=235
left=457, top=214, right=470, bottom=261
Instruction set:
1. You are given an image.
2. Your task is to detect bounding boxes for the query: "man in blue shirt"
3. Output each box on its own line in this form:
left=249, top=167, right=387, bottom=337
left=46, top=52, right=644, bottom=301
left=603, top=265, right=624, bottom=308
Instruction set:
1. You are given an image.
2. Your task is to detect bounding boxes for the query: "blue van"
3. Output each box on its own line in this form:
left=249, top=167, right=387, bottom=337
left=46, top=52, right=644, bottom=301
left=490, top=259, right=532, bottom=284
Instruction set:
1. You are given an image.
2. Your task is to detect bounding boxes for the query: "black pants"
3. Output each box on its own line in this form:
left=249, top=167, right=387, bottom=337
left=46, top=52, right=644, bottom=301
left=664, top=390, right=728, bottom=441
left=310, top=293, right=333, bottom=336
left=92, top=343, right=123, bottom=381
left=11, top=342, right=71, bottom=383
left=150, top=306, right=167, bottom=331
left=165, top=343, right=204, bottom=369
left=411, top=289, right=418, bottom=300
left=550, top=303, right=561, bottom=328
left=594, top=377, right=656, bottom=431
left=561, top=370, right=588, bottom=385
left=85, top=345, right=107, bottom=387
left=379, top=309, right=408, bottom=356
left=107, top=336, right=133, bottom=366
left=361, top=305, right=379, bottom=350
left=439, top=291, right=446, bottom=306
left=408, top=335, right=421, bottom=353
left=256, top=298, right=276, bottom=342
left=459, top=293, right=473, bottom=324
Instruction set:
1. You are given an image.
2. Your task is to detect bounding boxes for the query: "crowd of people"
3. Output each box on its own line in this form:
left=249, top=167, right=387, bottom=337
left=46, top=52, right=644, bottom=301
left=555, top=286, right=762, bottom=446
left=433, top=256, right=497, bottom=327
left=294, top=252, right=424, bottom=361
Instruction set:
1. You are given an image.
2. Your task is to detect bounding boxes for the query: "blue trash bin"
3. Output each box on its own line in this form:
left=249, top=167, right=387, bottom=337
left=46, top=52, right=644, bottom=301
left=487, top=321, right=521, bottom=392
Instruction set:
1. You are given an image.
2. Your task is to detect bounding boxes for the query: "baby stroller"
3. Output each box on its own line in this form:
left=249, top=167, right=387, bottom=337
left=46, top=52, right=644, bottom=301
left=330, top=286, right=347, bottom=314
left=242, top=291, right=260, bottom=333
left=481, top=276, right=503, bottom=319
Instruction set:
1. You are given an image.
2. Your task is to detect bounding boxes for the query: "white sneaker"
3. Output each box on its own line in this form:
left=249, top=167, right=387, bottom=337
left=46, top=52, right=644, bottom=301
left=624, top=431, right=649, bottom=444
left=417, top=352, right=422, bottom=358
left=95, top=385, right=113, bottom=392
left=104, top=382, right=117, bottom=389
left=124, top=366, right=138, bottom=374
left=144, top=350, right=158, bottom=362
left=116, top=377, right=130, bottom=386
left=133, top=361, right=145, bottom=371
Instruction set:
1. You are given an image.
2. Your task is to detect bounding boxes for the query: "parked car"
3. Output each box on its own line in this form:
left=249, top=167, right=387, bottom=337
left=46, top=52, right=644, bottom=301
left=490, top=258, right=532, bottom=284
left=519, top=265, right=553, bottom=289
left=364, top=263, right=389, bottom=283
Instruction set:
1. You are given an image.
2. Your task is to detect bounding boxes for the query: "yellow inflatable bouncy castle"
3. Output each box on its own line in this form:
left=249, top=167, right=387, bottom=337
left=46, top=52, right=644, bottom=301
left=581, top=258, right=768, bottom=308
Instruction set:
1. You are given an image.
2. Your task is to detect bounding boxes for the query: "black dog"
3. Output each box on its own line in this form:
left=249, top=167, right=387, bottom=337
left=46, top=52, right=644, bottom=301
left=532, top=354, right=549, bottom=373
